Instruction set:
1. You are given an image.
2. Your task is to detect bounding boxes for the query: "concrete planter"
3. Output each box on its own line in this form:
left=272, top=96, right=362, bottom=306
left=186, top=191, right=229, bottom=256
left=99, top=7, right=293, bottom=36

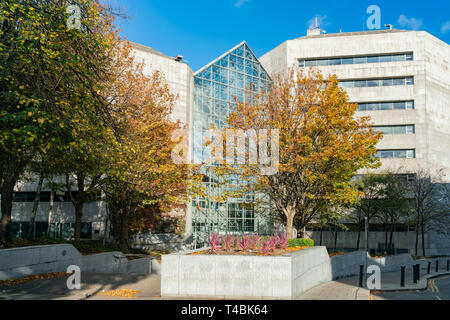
left=161, top=246, right=332, bottom=299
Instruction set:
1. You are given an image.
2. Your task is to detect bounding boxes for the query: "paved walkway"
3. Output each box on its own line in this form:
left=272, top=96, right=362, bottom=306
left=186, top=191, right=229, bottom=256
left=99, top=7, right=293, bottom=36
left=297, top=276, right=371, bottom=300
left=0, top=273, right=161, bottom=300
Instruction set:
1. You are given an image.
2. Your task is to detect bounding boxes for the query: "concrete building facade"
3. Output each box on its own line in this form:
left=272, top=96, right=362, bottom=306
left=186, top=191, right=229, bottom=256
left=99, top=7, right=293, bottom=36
left=260, top=29, right=450, bottom=182
left=5, top=29, right=449, bottom=253
left=260, top=28, right=450, bottom=254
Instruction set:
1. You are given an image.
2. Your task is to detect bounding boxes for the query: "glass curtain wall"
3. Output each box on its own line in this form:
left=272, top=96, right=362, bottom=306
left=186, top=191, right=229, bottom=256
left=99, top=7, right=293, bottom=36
left=192, top=42, right=271, bottom=247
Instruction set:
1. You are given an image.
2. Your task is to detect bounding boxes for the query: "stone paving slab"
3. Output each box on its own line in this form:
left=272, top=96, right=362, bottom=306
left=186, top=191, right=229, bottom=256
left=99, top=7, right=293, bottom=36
left=0, top=273, right=161, bottom=300
left=297, top=276, right=370, bottom=300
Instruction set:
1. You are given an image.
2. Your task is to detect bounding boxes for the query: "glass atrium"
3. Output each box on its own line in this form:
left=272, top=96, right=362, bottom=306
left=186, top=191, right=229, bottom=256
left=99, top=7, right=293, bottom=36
left=191, top=42, right=272, bottom=247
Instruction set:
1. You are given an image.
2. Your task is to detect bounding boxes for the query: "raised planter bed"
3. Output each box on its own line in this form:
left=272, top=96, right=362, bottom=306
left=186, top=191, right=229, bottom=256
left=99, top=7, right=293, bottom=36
left=161, top=246, right=332, bottom=299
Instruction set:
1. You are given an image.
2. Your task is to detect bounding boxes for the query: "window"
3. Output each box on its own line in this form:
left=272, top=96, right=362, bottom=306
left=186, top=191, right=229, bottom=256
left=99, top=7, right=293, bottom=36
left=357, top=101, right=414, bottom=111
left=298, top=52, right=413, bottom=67
left=375, top=149, right=415, bottom=159
left=373, top=125, right=414, bottom=135
left=340, top=77, right=413, bottom=89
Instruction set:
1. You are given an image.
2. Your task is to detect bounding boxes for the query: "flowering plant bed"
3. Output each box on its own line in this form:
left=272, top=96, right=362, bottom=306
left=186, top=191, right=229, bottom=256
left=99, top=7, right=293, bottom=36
left=189, top=233, right=314, bottom=256
left=189, top=246, right=310, bottom=256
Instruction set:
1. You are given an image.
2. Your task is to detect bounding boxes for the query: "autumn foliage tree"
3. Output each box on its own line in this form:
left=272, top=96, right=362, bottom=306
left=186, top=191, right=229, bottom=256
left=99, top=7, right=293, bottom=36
left=102, top=40, right=193, bottom=252
left=224, top=68, right=382, bottom=239
left=0, top=0, right=116, bottom=245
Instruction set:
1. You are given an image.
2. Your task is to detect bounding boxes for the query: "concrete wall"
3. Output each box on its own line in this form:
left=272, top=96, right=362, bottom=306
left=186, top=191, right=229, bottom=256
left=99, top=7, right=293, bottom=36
left=132, top=233, right=190, bottom=251
left=161, top=246, right=331, bottom=299
left=330, top=251, right=416, bottom=279
left=0, top=244, right=156, bottom=280
left=330, top=250, right=367, bottom=280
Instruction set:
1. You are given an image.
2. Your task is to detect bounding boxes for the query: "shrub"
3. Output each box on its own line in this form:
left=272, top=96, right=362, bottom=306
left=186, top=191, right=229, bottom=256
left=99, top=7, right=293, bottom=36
left=206, top=233, right=221, bottom=253
left=288, top=238, right=314, bottom=248
left=279, top=233, right=288, bottom=249
left=223, top=234, right=233, bottom=251
left=262, top=240, right=270, bottom=255
left=240, top=235, right=251, bottom=251
left=250, top=235, right=260, bottom=249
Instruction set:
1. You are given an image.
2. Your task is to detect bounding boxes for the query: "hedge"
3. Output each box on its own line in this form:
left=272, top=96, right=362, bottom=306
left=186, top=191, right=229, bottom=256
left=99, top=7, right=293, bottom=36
left=288, top=238, right=314, bottom=248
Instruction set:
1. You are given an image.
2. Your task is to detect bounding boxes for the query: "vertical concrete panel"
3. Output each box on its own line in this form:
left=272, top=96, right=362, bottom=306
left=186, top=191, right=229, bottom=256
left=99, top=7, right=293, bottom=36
left=161, top=255, right=180, bottom=296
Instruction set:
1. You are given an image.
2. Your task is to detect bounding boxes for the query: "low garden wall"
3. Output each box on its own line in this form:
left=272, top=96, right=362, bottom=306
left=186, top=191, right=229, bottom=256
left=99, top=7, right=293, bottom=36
left=0, top=244, right=157, bottom=280
left=161, top=246, right=332, bottom=299
left=330, top=251, right=416, bottom=279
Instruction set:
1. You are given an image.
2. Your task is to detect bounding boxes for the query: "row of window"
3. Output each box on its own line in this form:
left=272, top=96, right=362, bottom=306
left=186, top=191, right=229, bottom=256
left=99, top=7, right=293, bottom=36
left=339, top=77, right=414, bottom=89
left=357, top=101, right=414, bottom=111
left=376, top=149, right=415, bottom=159
left=11, top=222, right=93, bottom=239
left=12, top=191, right=102, bottom=203
left=372, top=125, right=415, bottom=135
left=299, top=52, right=413, bottom=67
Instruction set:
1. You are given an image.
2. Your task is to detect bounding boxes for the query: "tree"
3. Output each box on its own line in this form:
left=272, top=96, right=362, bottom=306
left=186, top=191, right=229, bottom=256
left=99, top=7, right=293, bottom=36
left=375, top=173, right=411, bottom=250
left=352, top=173, right=388, bottom=250
left=0, top=0, right=116, bottom=245
left=409, top=169, right=450, bottom=257
left=223, top=68, right=382, bottom=239
left=101, top=40, right=195, bottom=252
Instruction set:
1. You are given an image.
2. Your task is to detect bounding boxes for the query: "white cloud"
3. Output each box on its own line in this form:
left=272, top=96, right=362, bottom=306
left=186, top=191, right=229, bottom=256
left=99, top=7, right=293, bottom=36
left=307, top=14, right=329, bottom=30
left=441, top=21, right=450, bottom=34
left=234, top=0, right=249, bottom=8
left=398, top=14, right=423, bottom=30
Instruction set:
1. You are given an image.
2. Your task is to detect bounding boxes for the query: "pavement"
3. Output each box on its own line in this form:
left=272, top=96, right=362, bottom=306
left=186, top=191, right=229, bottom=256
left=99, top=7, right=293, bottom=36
left=2, top=268, right=450, bottom=300
left=0, top=273, right=162, bottom=300
left=374, top=274, right=450, bottom=300
left=297, top=276, right=370, bottom=300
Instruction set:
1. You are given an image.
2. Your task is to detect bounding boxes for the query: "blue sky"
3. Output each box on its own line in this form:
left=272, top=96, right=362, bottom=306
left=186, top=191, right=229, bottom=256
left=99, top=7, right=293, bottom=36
left=115, top=0, right=450, bottom=71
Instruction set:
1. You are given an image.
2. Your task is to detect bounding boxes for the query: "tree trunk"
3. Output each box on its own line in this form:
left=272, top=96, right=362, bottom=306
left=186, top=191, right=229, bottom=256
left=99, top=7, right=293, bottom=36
left=120, top=213, right=129, bottom=253
left=421, top=220, right=426, bottom=257
left=356, top=220, right=362, bottom=250
left=284, top=207, right=296, bottom=240
left=0, top=186, right=14, bottom=244
left=415, top=223, right=419, bottom=257
left=46, top=190, right=54, bottom=237
left=319, top=229, right=323, bottom=246
left=27, top=174, right=44, bottom=240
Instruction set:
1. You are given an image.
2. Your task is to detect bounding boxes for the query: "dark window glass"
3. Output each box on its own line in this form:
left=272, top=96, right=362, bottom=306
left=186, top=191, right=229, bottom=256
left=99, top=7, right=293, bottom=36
left=393, top=78, right=405, bottom=86
left=354, top=57, right=367, bottom=64
left=367, top=79, right=379, bottom=87
left=342, top=57, right=353, bottom=65
left=367, top=56, right=379, bottom=63
left=394, top=102, right=406, bottom=109
left=355, top=80, right=366, bottom=88
left=298, top=60, right=305, bottom=67
left=379, top=55, right=392, bottom=63
left=329, top=58, right=341, bottom=65
left=382, top=79, right=393, bottom=86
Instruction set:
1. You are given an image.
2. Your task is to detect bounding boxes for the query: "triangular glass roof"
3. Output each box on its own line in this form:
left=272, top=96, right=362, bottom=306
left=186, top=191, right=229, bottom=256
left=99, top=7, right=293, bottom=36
left=194, top=41, right=271, bottom=83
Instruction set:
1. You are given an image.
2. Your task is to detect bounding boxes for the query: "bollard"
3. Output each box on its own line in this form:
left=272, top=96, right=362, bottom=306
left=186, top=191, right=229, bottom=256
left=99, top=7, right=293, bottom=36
left=416, top=264, right=420, bottom=280
left=413, top=265, right=418, bottom=284
left=436, top=260, right=439, bottom=273
left=427, top=261, right=431, bottom=274
left=447, top=260, right=449, bottom=272
left=401, top=266, right=405, bottom=287
left=359, top=264, right=364, bottom=288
